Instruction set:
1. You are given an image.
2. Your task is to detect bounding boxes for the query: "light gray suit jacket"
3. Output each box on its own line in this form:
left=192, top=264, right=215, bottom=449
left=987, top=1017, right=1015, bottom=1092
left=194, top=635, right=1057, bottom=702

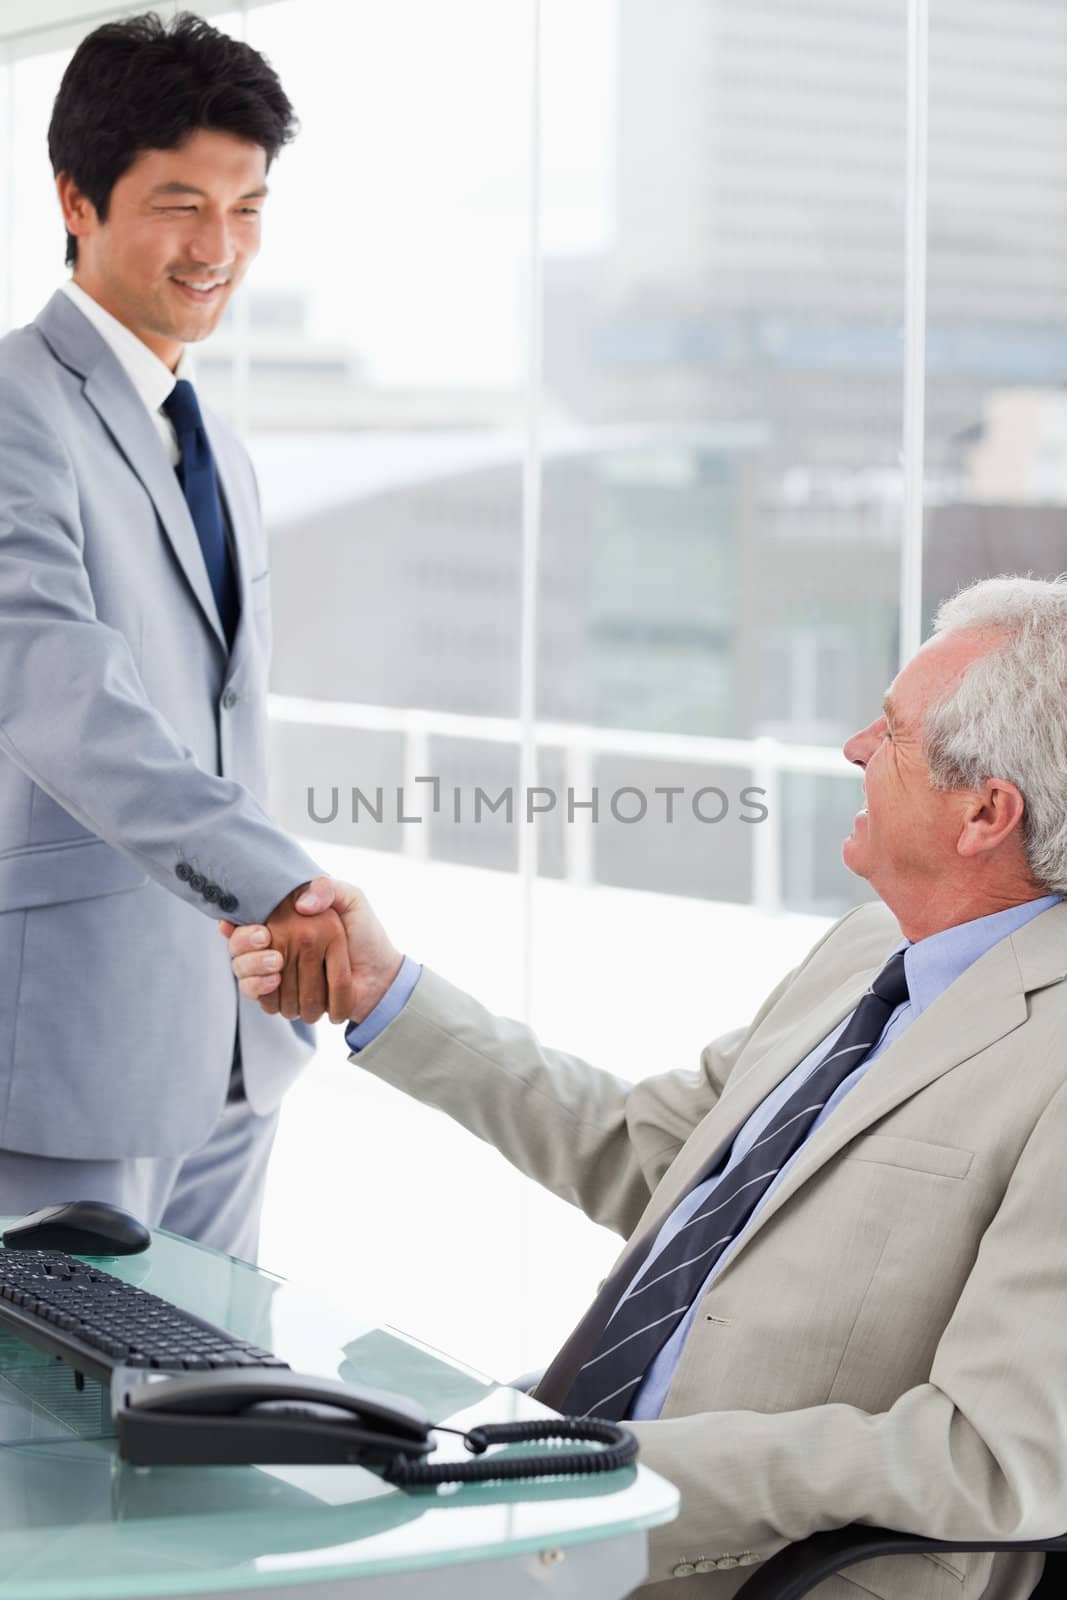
left=355, top=899, right=1067, bottom=1600
left=0, top=290, right=321, bottom=1159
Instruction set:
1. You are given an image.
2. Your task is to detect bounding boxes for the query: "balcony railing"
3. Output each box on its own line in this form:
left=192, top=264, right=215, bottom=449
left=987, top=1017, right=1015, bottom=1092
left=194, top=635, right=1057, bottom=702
left=269, top=694, right=855, bottom=916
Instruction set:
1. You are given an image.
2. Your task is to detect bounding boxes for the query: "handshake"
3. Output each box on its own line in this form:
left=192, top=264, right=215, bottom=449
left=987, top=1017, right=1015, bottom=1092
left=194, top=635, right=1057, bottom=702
left=219, top=876, right=403, bottom=1026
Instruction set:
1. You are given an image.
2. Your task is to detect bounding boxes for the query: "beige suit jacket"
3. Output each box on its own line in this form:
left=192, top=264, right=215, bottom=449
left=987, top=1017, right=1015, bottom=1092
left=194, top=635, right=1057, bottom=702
left=353, top=899, right=1067, bottom=1600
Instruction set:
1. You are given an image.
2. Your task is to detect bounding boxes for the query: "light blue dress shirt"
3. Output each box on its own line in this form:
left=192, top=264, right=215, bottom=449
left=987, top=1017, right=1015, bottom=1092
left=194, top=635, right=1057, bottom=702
left=345, top=954, right=423, bottom=1051
left=347, top=896, right=1061, bottom=1415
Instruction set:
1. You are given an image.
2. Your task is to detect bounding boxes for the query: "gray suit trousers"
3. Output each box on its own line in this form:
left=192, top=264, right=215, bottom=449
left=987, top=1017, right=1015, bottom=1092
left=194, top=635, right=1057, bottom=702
left=0, top=1065, right=279, bottom=1264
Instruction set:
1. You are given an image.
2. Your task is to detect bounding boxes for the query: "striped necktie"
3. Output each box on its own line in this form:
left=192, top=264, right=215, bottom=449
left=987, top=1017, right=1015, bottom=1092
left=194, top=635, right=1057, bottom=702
left=162, top=378, right=239, bottom=648
left=560, top=948, right=910, bottom=1421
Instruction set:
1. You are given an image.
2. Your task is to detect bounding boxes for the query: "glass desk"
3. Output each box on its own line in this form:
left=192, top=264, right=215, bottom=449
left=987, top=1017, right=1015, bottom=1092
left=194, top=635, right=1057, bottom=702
left=0, top=1226, right=678, bottom=1599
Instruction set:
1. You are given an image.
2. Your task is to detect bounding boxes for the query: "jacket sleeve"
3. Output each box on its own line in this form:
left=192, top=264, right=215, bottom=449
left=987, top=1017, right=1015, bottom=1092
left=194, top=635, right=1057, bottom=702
left=354, top=909, right=864, bottom=1238
left=0, top=376, right=320, bottom=924
left=628, top=1072, right=1067, bottom=1583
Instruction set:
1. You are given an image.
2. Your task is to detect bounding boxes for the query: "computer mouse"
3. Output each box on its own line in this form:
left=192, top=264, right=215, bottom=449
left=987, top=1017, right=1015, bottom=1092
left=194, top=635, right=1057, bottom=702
left=2, top=1200, right=151, bottom=1255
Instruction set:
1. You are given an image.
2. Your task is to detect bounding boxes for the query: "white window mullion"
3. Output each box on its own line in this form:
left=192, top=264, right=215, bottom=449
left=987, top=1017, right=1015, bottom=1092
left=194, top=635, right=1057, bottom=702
left=1, top=44, right=12, bottom=333
left=514, top=0, right=544, bottom=1376
left=229, top=0, right=252, bottom=437
left=899, top=0, right=928, bottom=664
left=518, top=0, right=543, bottom=1027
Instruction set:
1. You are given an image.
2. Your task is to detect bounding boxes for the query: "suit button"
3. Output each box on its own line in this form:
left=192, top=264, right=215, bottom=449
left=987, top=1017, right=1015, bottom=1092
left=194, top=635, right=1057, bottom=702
left=188, top=873, right=206, bottom=893
left=175, top=862, right=192, bottom=882
left=222, top=688, right=239, bottom=709
left=716, top=1557, right=740, bottom=1570
left=693, top=1560, right=716, bottom=1573
left=218, top=894, right=239, bottom=914
left=202, top=883, right=221, bottom=904
left=671, top=1564, right=696, bottom=1578
left=737, top=1554, right=761, bottom=1567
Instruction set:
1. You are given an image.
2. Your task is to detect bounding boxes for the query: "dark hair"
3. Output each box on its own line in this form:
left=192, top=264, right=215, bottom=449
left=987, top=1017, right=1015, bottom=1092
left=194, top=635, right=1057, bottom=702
left=48, top=10, right=297, bottom=267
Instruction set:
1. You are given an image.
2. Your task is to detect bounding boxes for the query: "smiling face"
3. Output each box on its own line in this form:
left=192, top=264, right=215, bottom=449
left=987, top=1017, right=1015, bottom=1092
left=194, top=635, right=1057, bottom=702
left=841, top=627, right=1010, bottom=914
left=57, top=128, right=267, bottom=369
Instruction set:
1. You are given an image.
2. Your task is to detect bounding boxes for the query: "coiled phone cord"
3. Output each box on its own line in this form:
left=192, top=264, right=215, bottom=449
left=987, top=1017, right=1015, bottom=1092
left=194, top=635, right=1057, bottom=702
left=384, top=1416, right=638, bottom=1486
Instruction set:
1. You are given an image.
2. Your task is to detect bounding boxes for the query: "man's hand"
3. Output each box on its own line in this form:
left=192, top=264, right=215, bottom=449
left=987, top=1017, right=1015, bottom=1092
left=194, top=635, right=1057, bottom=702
left=219, top=881, right=355, bottom=1025
left=220, top=876, right=403, bottom=1026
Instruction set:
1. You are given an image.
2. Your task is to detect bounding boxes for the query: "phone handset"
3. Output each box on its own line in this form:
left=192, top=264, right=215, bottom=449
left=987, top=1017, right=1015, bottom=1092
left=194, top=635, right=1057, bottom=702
left=114, top=1365, right=639, bottom=1483
left=130, top=1367, right=432, bottom=1438
left=117, top=1366, right=433, bottom=1472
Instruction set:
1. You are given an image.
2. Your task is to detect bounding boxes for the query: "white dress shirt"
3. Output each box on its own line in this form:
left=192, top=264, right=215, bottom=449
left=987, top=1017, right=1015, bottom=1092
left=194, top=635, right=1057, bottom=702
left=60, top=278, right=193, bottom=466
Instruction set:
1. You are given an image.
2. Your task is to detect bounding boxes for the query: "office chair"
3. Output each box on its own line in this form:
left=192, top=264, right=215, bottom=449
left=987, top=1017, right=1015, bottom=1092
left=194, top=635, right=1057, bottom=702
left=733, top=1526, right=1067, bottom=1599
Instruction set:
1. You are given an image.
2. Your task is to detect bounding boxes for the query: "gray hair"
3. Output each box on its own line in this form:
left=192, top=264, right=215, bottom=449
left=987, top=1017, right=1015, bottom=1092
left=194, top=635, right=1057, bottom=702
left=924, top=574, right=1067, bottom=894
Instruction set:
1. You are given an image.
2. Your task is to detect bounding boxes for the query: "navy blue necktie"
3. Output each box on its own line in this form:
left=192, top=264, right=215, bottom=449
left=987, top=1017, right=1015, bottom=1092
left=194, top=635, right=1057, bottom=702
left=162, top=379, right=239, bottom=648
left=559, top=948, right=910, bottom=1421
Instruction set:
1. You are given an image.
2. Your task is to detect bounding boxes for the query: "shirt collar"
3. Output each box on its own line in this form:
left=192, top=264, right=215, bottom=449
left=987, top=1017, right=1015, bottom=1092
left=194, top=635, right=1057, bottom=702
left=60, top=279, right=193, bottom=417
left=892, top=894, right=1062, bottom=1018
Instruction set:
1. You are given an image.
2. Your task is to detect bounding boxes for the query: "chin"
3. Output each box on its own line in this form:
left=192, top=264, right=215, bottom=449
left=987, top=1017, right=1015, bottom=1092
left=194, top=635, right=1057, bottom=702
left=174, top=302, right=228, bottom=341
left=841, top=836, right=870, bottom=881
left=178, top=322, right=219, bottom=344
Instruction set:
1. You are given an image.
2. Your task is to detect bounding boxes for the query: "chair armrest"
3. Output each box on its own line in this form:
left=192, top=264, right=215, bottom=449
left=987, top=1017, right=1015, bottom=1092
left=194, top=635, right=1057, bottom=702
left=735, top=1525, right=1067, bottom=1600
left=507, top=1369, right=546, bottom=1395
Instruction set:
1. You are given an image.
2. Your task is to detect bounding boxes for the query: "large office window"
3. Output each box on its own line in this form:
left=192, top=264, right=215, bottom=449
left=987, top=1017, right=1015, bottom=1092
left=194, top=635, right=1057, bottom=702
left=922, top=1, right=1067, bottom=621
left=3, top=0, right=1032, bottom=1377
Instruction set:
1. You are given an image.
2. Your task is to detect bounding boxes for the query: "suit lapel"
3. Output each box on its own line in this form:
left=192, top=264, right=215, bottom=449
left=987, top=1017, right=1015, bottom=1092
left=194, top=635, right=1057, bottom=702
left=706, top=938, right=1030, bottom=1280
left=639, top=961, right=891, bottom=1227
left=204, top=415, right=257, bottom=678
left=35, top=291, right=227, bottom=653
left=536, top=957, right=893, bottom=1408
left=537, top=901, right=1067, bottom=1408
left=713, top=905, right=1067, bottom=1276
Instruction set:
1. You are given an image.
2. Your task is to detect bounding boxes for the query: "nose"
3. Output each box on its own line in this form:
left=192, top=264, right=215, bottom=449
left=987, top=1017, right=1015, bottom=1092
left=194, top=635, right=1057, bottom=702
left=843, top=717, right=883, bottom=768
left=186, top=208, right=236, bottom=274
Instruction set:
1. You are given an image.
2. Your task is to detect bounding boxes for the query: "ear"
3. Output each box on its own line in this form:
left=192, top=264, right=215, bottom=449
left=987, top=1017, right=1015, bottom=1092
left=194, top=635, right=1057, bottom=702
left=956, top=778, right=1026, bottom=860
left=56, top=172, right=99, bottom=242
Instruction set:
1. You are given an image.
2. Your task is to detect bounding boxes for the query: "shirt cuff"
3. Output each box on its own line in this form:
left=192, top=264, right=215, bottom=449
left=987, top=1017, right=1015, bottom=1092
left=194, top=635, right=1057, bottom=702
left=345, top=955, right=422, bottom=1052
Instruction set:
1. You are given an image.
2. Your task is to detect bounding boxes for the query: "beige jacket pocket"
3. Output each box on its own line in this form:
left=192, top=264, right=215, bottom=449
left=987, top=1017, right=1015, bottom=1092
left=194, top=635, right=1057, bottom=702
left=844, top=1133, right=973, bottom=1180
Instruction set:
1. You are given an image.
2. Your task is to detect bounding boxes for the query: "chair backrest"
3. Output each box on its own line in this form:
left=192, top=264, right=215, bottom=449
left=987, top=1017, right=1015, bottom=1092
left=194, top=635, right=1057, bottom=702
left=1031, top=1551, right=1067, bottom=1599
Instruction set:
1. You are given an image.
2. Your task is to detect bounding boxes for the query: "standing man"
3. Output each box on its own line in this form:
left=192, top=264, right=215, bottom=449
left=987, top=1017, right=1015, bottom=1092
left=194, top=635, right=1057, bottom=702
left=0, top=11, right=355, bottom=1261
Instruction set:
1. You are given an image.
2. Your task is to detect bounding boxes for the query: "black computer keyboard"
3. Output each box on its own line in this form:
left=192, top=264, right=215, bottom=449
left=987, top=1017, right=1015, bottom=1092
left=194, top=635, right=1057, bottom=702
left=0, top=1250, right=289, bottom=1385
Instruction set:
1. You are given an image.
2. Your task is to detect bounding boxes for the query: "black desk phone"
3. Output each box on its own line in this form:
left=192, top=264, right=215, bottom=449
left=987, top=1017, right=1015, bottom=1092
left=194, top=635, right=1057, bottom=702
left=115, top=1367, right=434, bottom=1472
left=112, top=1366, right=638, bottom=1486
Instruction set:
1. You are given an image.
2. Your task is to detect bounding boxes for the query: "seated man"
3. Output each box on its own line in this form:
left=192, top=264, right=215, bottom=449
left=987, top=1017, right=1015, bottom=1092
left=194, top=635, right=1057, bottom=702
left=225, top=575, right=1067, bottom=1600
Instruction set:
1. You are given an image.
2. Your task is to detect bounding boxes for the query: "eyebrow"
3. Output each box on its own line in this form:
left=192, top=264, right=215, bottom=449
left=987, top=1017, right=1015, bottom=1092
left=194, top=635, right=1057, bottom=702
left=882, top=692, right=897, bottom=725
left=148, top=181, right=269, bottom=200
